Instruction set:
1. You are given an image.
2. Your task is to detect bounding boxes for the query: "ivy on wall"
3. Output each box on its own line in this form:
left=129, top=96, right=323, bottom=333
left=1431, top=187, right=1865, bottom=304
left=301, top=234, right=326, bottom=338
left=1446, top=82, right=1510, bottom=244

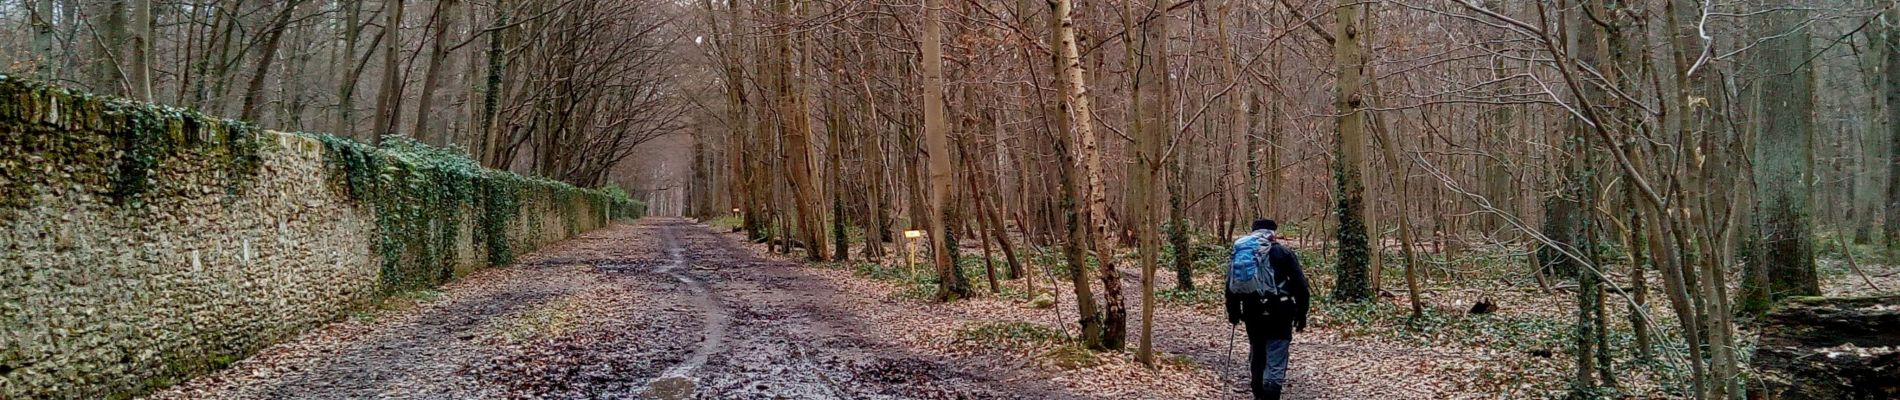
left=1, top=73, right=643, bottom=293
left=306, top=134, right=643, bottom=292
left=108, top=104, right=264, bottom=202
left=0, top=76, right=266, bottom=215
left=0, top=74, right=645, bottom=400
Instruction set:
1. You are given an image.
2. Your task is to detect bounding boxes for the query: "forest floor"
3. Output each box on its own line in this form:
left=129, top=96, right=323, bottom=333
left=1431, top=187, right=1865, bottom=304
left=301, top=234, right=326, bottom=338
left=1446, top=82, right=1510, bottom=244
left=144, top=217, right=1900, bottom=399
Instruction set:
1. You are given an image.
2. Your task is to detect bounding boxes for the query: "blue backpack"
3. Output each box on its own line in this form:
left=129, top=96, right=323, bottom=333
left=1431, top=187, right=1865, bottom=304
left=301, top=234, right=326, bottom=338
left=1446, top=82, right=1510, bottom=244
left=1227, top=230, right=1287, bottom=298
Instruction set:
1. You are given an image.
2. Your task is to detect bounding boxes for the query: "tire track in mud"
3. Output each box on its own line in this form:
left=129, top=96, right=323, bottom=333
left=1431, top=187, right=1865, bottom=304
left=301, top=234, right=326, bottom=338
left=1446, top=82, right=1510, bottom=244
left=639, top=222, right=729, bottom=399
left=658, top=218, right=1070, bottom=399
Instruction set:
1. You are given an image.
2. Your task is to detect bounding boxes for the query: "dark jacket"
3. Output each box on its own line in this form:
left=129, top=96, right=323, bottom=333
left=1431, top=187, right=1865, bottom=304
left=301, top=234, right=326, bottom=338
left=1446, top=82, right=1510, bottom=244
left=1225, top=241, right=1311, bottom=340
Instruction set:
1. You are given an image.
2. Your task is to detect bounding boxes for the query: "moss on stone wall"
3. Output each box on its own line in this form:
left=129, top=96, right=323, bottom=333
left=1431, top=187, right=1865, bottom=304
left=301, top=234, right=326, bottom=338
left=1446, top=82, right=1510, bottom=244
left=0, top=75, right=645, bottom=399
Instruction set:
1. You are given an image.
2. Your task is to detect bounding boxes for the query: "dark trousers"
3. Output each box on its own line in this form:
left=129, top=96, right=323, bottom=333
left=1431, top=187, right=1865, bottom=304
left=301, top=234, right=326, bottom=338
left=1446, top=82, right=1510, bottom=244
left=1243, top=317, right=1290, bottom=400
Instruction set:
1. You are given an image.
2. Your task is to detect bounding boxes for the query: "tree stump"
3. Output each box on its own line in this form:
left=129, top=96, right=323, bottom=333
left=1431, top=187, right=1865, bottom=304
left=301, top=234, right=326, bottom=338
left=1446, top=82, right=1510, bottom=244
left=1753, top=295, right=1900, bottom=400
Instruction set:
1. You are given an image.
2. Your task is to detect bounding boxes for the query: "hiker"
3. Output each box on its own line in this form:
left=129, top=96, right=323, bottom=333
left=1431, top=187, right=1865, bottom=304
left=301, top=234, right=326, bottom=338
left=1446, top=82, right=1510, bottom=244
left=1226, top=219, right=1311, bottom=400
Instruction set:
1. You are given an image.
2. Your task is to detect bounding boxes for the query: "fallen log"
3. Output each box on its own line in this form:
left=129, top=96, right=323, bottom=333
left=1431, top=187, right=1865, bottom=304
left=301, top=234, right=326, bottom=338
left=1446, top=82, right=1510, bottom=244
left=1752, top=295, right=1900, bottom=400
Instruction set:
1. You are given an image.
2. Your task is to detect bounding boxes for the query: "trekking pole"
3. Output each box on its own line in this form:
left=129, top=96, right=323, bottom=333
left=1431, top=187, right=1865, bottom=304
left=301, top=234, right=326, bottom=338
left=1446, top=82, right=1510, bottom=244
left=1224, top=323, right=1238, bottom=374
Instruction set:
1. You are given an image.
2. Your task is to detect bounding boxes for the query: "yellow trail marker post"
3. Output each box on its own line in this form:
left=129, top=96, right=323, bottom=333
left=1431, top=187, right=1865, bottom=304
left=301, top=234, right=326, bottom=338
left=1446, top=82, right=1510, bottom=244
left=903, top=230, right=925, bottom=279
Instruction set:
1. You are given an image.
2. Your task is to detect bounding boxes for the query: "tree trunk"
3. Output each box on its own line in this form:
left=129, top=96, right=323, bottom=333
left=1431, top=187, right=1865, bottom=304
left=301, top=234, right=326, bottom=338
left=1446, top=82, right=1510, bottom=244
left=855, top=49, right=888, bottom=260
left=1246, top=88, right=1263, bottom=218
left=1124, top=0, right=1171, bottom=365
left=190, top=0, right=235, bottom=109
left=778, top=0, right=826, bottom=262
left=1743, top=0, right=1820, bottom=313
left=1051, top=0, right=1105, bottom=349
left=1216, top=0, right=1242, bottom=235
left=479, top=0, right=510, bottom=164
left=1078, top=18, right=1126, bottom=352
left=1330, top=0, right=1373, bottom=302
left=922, top=0, right=968, bottom=299
left=1562, top=2, right=1609, bottom=392
left=1857, top=23, right=1886, bottom=245
left=91, top=0, right=129, bottom=96
left=205, top=0, right=245, bottom=114
left=1627, top=187, right=1653, bottom=362
left=693, top=126, right=712, bottom=218
left=127, top=0, right=153, bottom=101
left=413, top=0, right=461, bottom=144
left=372, top=0, right=407, bottom=141
left=978, top=158, right=1024, bottom=282
left=30, top=0, right=57, bottom=79
left=1370, top=103, right=1422, bottom=317
left=1261, top=88, right=1280, bottom=219
left=704, top=0, right=760, bottom=236
left=1360, top=19, right=1415, bottom=312
left=241, top=0, right=305, bottom=122
left=1482, top=48, right=1516, bottom=234
left=1887, top=6, right=1900, bottom=263
left=337, top=0, right=366, bottom=137
left=828, top=97, right=850, bottom=262
left=1169, top=159, right=1193, bottom=292
left=965, top=141, right=1000, bottom=293
left=283, top=19, right=317, bottom=129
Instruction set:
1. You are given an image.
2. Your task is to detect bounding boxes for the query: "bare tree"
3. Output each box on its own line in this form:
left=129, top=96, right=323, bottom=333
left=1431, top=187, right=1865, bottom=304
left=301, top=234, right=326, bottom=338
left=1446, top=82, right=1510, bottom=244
left=241, top=0, right=309, bottom=121
left=1124, top=0, right=1171, bottom=365
left=372, top=0, right=407, bottom=140
left=127, top=0, right=151, bottom=100
left=413, top=0, right=463, bottom=144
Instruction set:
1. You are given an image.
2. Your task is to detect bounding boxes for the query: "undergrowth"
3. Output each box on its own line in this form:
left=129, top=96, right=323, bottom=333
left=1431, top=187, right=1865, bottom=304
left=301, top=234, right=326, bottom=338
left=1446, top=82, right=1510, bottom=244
left=1159, top=235, right=1227, bottom=275
left=707, top=214, right=743, bottom=231
left=1815, top=230, right=1893, bottom=269
left=955, top=320, right=1067, bottom=346
left=1158, top=286, right=1223, bottom=307
left=844, top=255, right=1020, bottom=302
left=1316, top=301, right=1573, bottom=351
left=953, top=321, right=1105, bottom=369
left=1024, top=246, right=1105, bottom=279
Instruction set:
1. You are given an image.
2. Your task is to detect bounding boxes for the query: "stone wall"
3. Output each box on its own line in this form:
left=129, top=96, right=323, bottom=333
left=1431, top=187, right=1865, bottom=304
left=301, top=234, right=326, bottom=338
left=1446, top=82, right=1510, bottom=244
left=0, top=77, right=641, bottom=399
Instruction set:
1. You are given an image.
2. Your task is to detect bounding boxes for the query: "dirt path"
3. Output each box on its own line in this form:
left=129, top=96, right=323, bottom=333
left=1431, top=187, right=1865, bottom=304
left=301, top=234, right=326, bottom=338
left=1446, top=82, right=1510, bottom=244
left=148, top=218, right=1075, bottom=399
left=149, top=218, right=1495, bottom=399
